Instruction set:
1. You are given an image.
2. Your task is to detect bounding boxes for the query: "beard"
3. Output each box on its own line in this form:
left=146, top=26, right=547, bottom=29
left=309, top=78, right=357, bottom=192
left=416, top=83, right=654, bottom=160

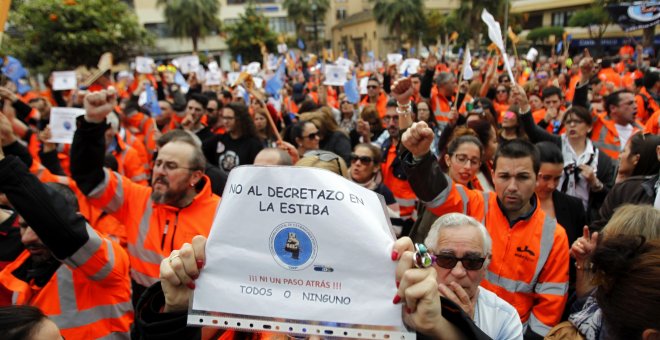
left=25, top=243, right=53, bottom=264
left=151, top=176, right=189, bottom=205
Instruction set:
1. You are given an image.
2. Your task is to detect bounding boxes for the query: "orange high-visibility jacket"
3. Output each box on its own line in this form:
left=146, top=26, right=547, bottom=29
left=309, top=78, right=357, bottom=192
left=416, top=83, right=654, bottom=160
left=123, top=129, right=152, bottom=173
left=112, top=134, right=149, bottom=185
left=360, top=92, right=388, bottom=118
left=424, top=174, right=569, bottom=336
left=124, top=112, right=157, bottom=160
left=645, top=110, right=660, bottom=135
left=590, top=112, right=643, bottom=160
left=86, top=169, right=221, bottom=287
left=0, top=235, right=133, bottom=340
left=430, top=89, right=469, bottom=125
left=381, top=142, right=417, bottom=221
left=636, top=87, right=660, bottom=124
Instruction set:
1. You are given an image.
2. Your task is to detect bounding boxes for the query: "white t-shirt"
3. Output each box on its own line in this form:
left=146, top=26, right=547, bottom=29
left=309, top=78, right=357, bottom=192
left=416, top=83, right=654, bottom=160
left=614, top=123, right=634, bottom=151
left=474, top=287, right=524, bottom=340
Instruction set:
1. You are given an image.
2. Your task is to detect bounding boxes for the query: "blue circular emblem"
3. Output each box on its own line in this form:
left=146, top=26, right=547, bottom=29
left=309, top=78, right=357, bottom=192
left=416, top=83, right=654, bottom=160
left=63, top=121, right=72, bottom=130
left=269, top=222, right=317, bottom=271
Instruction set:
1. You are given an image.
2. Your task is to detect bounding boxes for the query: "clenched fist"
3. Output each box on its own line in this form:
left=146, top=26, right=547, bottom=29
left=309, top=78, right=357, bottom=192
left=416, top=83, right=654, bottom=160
left=84, top=88, right=118, bottom=124
left=401, top=121, right=434, bottom=158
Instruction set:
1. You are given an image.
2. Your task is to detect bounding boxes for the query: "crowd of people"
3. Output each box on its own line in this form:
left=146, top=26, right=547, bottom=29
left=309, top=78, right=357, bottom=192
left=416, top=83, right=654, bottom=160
left=0, top=36, right=659, bottom=339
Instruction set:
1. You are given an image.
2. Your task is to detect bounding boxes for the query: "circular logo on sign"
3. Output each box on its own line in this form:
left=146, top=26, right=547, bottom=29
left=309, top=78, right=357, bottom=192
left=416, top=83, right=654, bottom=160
left=63, top=121, right=72, bottom=130
left=269, top=222, right=317, bottom=271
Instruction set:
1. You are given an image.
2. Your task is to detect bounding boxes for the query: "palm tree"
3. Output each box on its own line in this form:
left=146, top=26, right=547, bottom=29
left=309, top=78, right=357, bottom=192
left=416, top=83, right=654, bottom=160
left=282, top=0, right=330, bottom=43
left=157, top=0, right=221, bottom=53
left=371, top=0, right=426, bottom=47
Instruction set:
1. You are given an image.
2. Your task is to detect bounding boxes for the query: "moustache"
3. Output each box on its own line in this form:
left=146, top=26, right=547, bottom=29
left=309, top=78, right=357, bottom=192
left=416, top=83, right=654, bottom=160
left=153, top=177, right=169, bottom=185
left=25, top=244, right=47, bottom=251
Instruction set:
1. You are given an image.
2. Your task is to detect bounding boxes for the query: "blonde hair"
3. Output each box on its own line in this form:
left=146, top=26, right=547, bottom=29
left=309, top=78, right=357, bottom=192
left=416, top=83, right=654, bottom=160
left=602, top=204, right=660, bottom=241
left=295, top=151, right=349, bottom=178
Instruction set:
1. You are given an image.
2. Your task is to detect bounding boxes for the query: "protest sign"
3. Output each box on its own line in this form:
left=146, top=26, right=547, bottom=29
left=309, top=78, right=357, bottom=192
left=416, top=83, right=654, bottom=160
left=47, top=108, right=86, bottom=144
left=247, top=62, right=261, bottom=75
left=398, top=58, right=420, bottom=75
left=190, top=166, right=412, bottom=340
left=208, top=61, right=219, bottom=72
left=51, top=71, right=77, bottom=91
left=227, top=72, right=240, bottom=87
left=323, top=65, right=348, bottom=86
left=334, top=57, right=354, bottom=70
left=277, top=43, right=288, bottom=54
left=206, top=70, right=223, bottom=86
left=387, top=53, right=403, bottom=66
left=174, top=55, right=200, bottom=74
left=135, top=56, right=154, bottom=74
left=359, top=77, right=369, bottom=95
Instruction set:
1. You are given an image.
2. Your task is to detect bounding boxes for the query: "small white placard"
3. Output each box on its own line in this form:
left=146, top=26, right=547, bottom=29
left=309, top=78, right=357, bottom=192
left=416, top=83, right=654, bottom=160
left=175, top=55, right=200, bottom=74
left=387, top=53, right=403, bottom=66
left=135, top=57, right=154, bottom=74
left=51, top=71, right=77, bottom=91
left=48, top=107, right=86, bottom=144
left=323, top=65, right=348, bottom=86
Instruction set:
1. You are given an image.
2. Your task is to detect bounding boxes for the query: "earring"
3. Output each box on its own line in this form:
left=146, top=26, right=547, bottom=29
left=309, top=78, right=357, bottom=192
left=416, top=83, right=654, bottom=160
left=190, top=183, right=195, bottom=187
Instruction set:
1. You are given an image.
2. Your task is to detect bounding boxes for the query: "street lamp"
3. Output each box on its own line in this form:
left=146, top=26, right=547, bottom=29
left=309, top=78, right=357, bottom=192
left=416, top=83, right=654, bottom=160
left=311, top=2, right=319, bottom=56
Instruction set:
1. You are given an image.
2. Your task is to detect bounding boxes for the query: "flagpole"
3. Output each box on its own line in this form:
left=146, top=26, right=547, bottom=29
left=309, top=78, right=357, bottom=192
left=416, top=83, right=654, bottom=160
left=453, top=46, right=468, bottom=110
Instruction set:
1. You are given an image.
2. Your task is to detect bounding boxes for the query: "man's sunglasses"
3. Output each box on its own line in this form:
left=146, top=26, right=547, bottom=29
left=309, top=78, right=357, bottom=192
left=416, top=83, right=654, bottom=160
left=433, top=253, right=487, bottom=271
left=350, top=154, right=374, bottom=165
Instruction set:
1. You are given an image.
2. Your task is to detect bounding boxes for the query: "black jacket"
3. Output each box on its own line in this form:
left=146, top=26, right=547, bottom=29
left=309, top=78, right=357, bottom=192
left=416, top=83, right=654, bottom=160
left=591, top=175, right=658, bottom=230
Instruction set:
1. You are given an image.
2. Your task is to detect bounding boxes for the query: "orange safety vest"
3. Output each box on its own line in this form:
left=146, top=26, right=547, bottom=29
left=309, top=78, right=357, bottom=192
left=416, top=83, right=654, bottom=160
left=636, top=87, right=660, bottom=124
left=424, top=176, right=569, bottom=335
left=0, top=231, right=133, bottom=339
left=124, top=112, right=157, bottom=159
left=590, top=112, right=643, bottom=160
left=430, top=89, right=469, bottom=125
left=381, top=142, right=417, bottom=221
left=30, top=161, right=129, bottom=247
left=87, top=169, right=221, bottom=287
left=112, top=134, right=149, bottom=185
left=532, top=108, right=567, bottom=135
left=360, top=92, right=388, bottom=118
left=645, top=109, right=660, bottom=135
left=124, top=129, right=152, bottom=175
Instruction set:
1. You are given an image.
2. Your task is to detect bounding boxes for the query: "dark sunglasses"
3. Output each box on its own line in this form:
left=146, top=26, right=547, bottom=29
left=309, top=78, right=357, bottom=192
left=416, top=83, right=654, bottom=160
left=304, top=132, right=319, bottom=140
left=350, top=154, right=374, bottom=164
left=303, top=150, right=344, bottom=177
left=367, top=85, right=379, bottom=89
left=434, top=253, right=487, bottom=271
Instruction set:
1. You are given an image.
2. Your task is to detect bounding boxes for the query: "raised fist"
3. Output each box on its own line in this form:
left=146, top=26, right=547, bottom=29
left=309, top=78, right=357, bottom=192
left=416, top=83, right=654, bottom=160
left=84, top=88, right=118, bottom=124
left=390, top=78, right=413, bottom=106
left=401, top=121, right=434, bottom=158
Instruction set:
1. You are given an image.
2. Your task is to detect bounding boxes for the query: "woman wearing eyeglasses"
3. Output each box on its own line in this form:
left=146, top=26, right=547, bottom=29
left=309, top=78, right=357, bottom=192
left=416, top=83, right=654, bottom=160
left=518, top=90, right=616, bottom=221
left=349, top=143, right=403, bottom=236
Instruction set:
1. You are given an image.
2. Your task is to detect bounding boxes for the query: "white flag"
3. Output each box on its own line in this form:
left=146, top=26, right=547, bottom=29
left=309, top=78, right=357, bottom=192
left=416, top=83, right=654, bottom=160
left=481, top=9, right=515, bottom=83
left=462, top=47, right=474, bottom=80
left=481, top=9, right=504, bottom=51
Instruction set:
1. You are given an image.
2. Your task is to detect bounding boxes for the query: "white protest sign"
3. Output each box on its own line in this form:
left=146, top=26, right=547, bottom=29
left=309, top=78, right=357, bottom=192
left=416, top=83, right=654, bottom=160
left=174, top=55, right=200, bottom=74
left=227, top=72, right=240, bottom=87
left=526, top=47, right=539, bottom=62
left=51, top=71, right=77, bottom=91
left=247, top=62, right=261, bottom=75
left=206, top=70, right=223, bottom=86
left=359, top=77, right=369, bottom=95
left=277, top=43, right=288, bottom=54
left=323, top=65, right=348, bottom=86
left=387, top=53, right=403, bottom=66
left=47, top=108, right=86, bottom=144
left=253, top=77, right=264, bottom=89
left=190, top=166, right=411, bottom=339
left=208, top=61, right=219, bottom=72
left=335, top=57, right=354, bottom=70
left=266, top=54, right=279, bottom=70
left=135, top=56, right=154, bottom=74
left=398, top=58, right=420, bottom=75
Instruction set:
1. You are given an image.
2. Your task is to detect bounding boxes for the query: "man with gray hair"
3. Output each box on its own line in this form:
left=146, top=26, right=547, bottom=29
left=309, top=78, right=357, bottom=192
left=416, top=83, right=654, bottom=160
left=424, top=213, right=523, bottom=340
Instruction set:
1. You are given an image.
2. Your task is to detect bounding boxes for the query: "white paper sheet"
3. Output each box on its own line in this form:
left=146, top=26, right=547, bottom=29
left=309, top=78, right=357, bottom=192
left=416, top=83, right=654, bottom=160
left=189, top=166, right=412, bottom=339
left=135, top=57, right=154, bottom=74
left=334, top=57, right=354, bottom=70
left=175, top=55, right=200, bottom=74
left=206, top=70, right=223, bottom=86
left=399, top=58, right=421, bottom=75
left=47, top=108, right=86, bottom=144
left=323, top=65, right=348, bottom=86
left=51, top=71, right=77, bottom=91
left=387, top=53, right=403, bottom=66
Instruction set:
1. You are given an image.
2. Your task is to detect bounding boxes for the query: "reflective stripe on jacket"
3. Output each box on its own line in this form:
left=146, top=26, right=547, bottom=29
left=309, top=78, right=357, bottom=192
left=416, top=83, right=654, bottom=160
left=87, top=169, right=220, bottom=287
left=590, top=112, right=642, bottom=160
left=0, top=226, right=133, bottom=339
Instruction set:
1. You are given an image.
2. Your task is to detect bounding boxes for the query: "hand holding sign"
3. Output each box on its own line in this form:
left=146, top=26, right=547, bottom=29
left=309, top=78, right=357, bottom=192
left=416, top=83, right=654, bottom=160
left=161, top=235, right=206, bottom=312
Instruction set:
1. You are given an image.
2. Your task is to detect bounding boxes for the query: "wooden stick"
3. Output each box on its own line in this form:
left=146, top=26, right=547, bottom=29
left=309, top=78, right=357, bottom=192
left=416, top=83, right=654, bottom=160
left=263, top=102, right=283, bottom=143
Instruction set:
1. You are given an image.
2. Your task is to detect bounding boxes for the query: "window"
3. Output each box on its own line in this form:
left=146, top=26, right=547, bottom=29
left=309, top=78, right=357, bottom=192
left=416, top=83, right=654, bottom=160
left=552, top=11, right=575, bottom=26
left=144, top=23, right=171, bottom=38
left=336, top=8, right=347, bottom=20
left=268, top=17, right=296, bottom=34
left=523, top=13, right=543, bottom=30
